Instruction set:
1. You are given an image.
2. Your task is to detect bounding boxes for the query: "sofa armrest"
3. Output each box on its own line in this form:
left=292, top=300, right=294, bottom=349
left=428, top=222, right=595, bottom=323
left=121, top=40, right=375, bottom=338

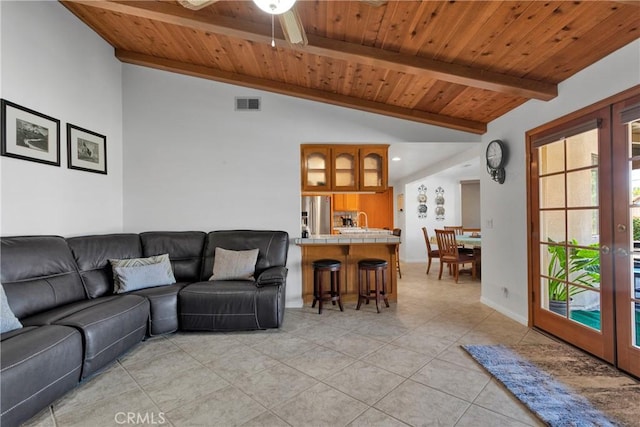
left=256, top=266, right=288, bottom=287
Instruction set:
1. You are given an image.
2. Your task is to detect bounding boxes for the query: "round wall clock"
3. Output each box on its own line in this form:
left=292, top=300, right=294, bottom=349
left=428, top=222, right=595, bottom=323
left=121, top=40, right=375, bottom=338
left=486, top=139, right=506, bottom=184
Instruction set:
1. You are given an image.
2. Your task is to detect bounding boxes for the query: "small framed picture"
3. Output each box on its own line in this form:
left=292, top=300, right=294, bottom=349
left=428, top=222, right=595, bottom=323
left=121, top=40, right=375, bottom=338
left=67, top=123, right=107, bottom=174
left=1, top=99, right=60, bottom=166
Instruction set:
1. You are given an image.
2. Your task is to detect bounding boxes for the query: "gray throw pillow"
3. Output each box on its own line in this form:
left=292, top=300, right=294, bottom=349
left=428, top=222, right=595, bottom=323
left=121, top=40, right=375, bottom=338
left=114, top=262, right=176, bottom=293
left=1, top=284, right=22, bottom=334
left=110, top=254, right=175, bottom=293
left=210, top=247, right=259, bottom=281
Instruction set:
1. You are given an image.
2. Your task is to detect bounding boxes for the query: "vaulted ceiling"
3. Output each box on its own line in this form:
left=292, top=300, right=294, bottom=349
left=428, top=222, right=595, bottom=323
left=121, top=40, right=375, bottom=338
left=62, top=0, right=639, bottom=135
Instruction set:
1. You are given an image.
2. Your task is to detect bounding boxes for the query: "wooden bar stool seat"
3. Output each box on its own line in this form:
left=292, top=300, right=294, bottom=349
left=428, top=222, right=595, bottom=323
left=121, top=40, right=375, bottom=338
left=356, top=259, right=389, bottom=313
left=311, top=259, right=343, bottom=314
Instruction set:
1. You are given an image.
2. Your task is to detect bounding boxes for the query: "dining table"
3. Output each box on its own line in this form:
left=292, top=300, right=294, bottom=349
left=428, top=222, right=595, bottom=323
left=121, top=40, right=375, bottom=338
left=429, top=233, right=481, bottom=247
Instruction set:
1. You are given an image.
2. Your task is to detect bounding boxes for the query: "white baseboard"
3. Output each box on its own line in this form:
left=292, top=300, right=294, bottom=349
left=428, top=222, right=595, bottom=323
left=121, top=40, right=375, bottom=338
left=480, top=296, right=528, bottom=326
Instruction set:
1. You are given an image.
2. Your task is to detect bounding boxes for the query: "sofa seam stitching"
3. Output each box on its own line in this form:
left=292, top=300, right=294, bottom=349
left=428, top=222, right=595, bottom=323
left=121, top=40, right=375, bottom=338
left=0, top=330, right=79, bottom=372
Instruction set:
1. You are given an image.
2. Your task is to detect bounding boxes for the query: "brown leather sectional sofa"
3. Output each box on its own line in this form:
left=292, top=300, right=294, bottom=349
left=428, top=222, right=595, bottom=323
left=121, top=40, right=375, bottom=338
left=0, top=230, right=289, bottom=427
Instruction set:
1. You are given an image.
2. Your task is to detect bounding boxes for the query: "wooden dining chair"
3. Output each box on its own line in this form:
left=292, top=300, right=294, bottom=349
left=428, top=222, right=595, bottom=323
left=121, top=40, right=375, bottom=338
left=421, top=227, right=440, bottom=274
left=435, top=229, right=477, bottom=283
left=392, top=228, right=402, bottom=279
left=444, top=225, right=464, bottom=235
left=444, top=225, right=474, bottom=254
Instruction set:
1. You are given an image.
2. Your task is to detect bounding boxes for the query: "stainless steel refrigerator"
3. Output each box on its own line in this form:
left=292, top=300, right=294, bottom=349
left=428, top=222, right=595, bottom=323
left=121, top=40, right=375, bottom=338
left=302, top=195, right=331, bottom=236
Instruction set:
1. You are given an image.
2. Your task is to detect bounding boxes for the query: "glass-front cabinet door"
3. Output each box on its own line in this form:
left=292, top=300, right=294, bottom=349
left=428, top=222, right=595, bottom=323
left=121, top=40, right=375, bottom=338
left=333, top=146, right=358, bottom=192
left=359, top=147, right=387, bottom=191
left=301, top=146, right=331, bottom=192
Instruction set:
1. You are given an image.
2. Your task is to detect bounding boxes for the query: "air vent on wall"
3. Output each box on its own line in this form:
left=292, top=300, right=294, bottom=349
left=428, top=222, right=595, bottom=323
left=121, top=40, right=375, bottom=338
left=235, top=97, right=261, bottom=111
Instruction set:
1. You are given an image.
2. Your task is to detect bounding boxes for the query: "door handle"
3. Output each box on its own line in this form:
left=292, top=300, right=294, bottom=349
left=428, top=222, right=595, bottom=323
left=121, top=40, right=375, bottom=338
left=615, top=247, right=629, bottom=257
left=601, top=245, right=610, bottom=254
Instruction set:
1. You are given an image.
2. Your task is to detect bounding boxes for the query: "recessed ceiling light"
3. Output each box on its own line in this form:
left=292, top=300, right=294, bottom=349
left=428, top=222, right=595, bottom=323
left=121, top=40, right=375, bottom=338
left=392, top=157, right=401, bottom=161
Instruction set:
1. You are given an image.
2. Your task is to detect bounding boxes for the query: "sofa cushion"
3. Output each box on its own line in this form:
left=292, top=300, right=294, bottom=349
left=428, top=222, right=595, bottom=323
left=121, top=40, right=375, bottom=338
left=52, top=295, right=149, bottom=379
left=0, top=285, right=22, bottom=334
left=110, top=254, right=174, bottom=293
left=140, top=231, right=206, bottom=283
left=201, top=230, right=289, bottom=281
left=20, top=296, right=121, bottom=327
left=1, top=325, right=82, bottom=427
left=130, top=283, right=186, bottom=336
left=210, top=247, right=259, bottom=281
left=180, top=281, right=260, bottom=331
left=67, top=234, right=142, bottom=298
left=1, top=236, right=87, bottom=319
left=115, top=262, right=176, bottom=293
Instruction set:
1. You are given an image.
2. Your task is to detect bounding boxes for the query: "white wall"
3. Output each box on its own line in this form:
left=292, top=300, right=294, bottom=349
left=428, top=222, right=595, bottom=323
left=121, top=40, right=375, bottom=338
left=394, top=146, right=481, bottom=264
left=402, top=177, right=461, bottom=263
left=480, top=40, right=640, bottom=324
left=121, top=64, right=477, bottom=306
left=0, top=1, right=123, bottom=236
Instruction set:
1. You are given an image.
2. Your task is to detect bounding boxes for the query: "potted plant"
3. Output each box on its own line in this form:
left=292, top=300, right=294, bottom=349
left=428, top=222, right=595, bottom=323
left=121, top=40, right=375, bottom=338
left=546, top=238, right=600, bottom=316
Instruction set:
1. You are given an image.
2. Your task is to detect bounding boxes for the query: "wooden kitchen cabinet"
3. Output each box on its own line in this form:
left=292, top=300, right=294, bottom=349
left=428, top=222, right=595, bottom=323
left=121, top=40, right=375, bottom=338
left=332, top=146, right=359, bottom=191
left=359, top=146, right=388, bottom=192
left=301, top=146, right=331, bottom=192
left=358, top=188, right=393, bottom=229
left=301, top=144, right=389, bottom=192
left=333, top=194, right=359, bottom=211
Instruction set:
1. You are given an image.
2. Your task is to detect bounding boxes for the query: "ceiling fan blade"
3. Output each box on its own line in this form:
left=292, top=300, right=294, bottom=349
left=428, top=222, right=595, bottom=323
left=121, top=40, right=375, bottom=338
left=177, top=0, right=220, bottom=11
left=278, top=8, right=307, bottom=47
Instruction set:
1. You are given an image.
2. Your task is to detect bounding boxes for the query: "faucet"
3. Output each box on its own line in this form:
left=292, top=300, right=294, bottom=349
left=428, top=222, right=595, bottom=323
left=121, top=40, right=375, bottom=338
left=356, top=211, right=368, bottom=230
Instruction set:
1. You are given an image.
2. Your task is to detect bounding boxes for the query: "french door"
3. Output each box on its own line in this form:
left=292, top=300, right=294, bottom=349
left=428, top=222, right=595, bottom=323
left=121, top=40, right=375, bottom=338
left=528, top=88, right=640, bottom=377
left=613, top=94, right=640, bottom=377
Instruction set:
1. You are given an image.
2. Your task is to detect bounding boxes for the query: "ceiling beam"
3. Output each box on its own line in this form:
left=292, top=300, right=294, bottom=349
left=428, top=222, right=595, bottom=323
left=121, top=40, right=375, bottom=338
left=116, top=49, right=487, bottom=134
left=65, top=0, right=557, bottom=101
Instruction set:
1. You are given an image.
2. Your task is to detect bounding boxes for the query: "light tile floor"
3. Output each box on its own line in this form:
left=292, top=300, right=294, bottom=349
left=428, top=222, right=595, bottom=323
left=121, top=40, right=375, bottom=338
left=24, top=262, right=553, bottom=427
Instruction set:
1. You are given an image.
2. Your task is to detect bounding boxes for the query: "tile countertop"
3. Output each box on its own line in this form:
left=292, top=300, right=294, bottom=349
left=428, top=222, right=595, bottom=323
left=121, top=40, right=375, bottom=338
left=295, top=234, right=400, bottom=245
left=332, top=227, right=392, bottom=234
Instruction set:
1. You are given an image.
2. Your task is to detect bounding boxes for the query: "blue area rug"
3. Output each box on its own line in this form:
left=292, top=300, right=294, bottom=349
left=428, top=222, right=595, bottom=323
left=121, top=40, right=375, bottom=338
left=463, top=344, right=618, bottom=427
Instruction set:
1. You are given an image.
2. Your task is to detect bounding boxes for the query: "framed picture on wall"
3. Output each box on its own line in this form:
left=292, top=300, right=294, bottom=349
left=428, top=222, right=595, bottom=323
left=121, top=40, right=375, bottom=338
left=1, top=99, right=60, bottom=166
left=67, top=123, right=107, bottom=174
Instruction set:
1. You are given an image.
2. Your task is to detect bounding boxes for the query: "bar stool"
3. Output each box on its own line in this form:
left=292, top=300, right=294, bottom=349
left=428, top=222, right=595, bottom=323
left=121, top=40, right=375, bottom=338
left=311, top=259, right=343, bottom=314
left=356, top=259, right=389, bottom=313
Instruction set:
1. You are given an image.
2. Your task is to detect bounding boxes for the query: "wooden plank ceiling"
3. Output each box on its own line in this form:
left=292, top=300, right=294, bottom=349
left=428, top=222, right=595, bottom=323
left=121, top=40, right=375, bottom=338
left=61, top=0, right=639, bottom=134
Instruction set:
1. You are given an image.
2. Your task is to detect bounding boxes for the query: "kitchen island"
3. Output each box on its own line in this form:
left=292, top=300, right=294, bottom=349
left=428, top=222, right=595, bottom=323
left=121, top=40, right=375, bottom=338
left=295, top=233, right=400, bottom=304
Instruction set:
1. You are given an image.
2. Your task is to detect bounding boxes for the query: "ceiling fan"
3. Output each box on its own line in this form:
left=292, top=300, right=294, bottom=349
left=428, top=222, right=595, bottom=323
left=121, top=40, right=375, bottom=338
left=178, top=0, right=308, bottom=47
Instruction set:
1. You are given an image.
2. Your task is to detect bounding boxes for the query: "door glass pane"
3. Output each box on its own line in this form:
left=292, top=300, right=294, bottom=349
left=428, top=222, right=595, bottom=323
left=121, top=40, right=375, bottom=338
left=539, top=174, right=565, bottom=208
left=542, top=243, right=567, bottom=298
left=541, top=276, right=568, bottom=317
left=631, top=121, right=640, bottom=349
left=566, top=128, right=598, bottom=170
left=635, top=302, right=640, bottom=347
left=568, top=209, right=599, bottom=246
left=538, top=140, right=564, bottom=175
left=567, top=168, right=598, bottom=207
left=567, top=246, right=600, bottom=289
left=540, top=210, right=565, bottom=243
left=568, top=287, right=601, bottom=331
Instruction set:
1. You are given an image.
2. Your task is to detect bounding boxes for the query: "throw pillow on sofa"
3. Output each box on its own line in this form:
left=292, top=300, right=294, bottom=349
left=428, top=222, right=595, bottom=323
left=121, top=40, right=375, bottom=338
left=114, top=262, right=176, bottom=293
left=0, top=284, right=22, bottom=333
left=210, top=247, right=259, bottom=281
left=110, top=254, right=175, bottom=292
